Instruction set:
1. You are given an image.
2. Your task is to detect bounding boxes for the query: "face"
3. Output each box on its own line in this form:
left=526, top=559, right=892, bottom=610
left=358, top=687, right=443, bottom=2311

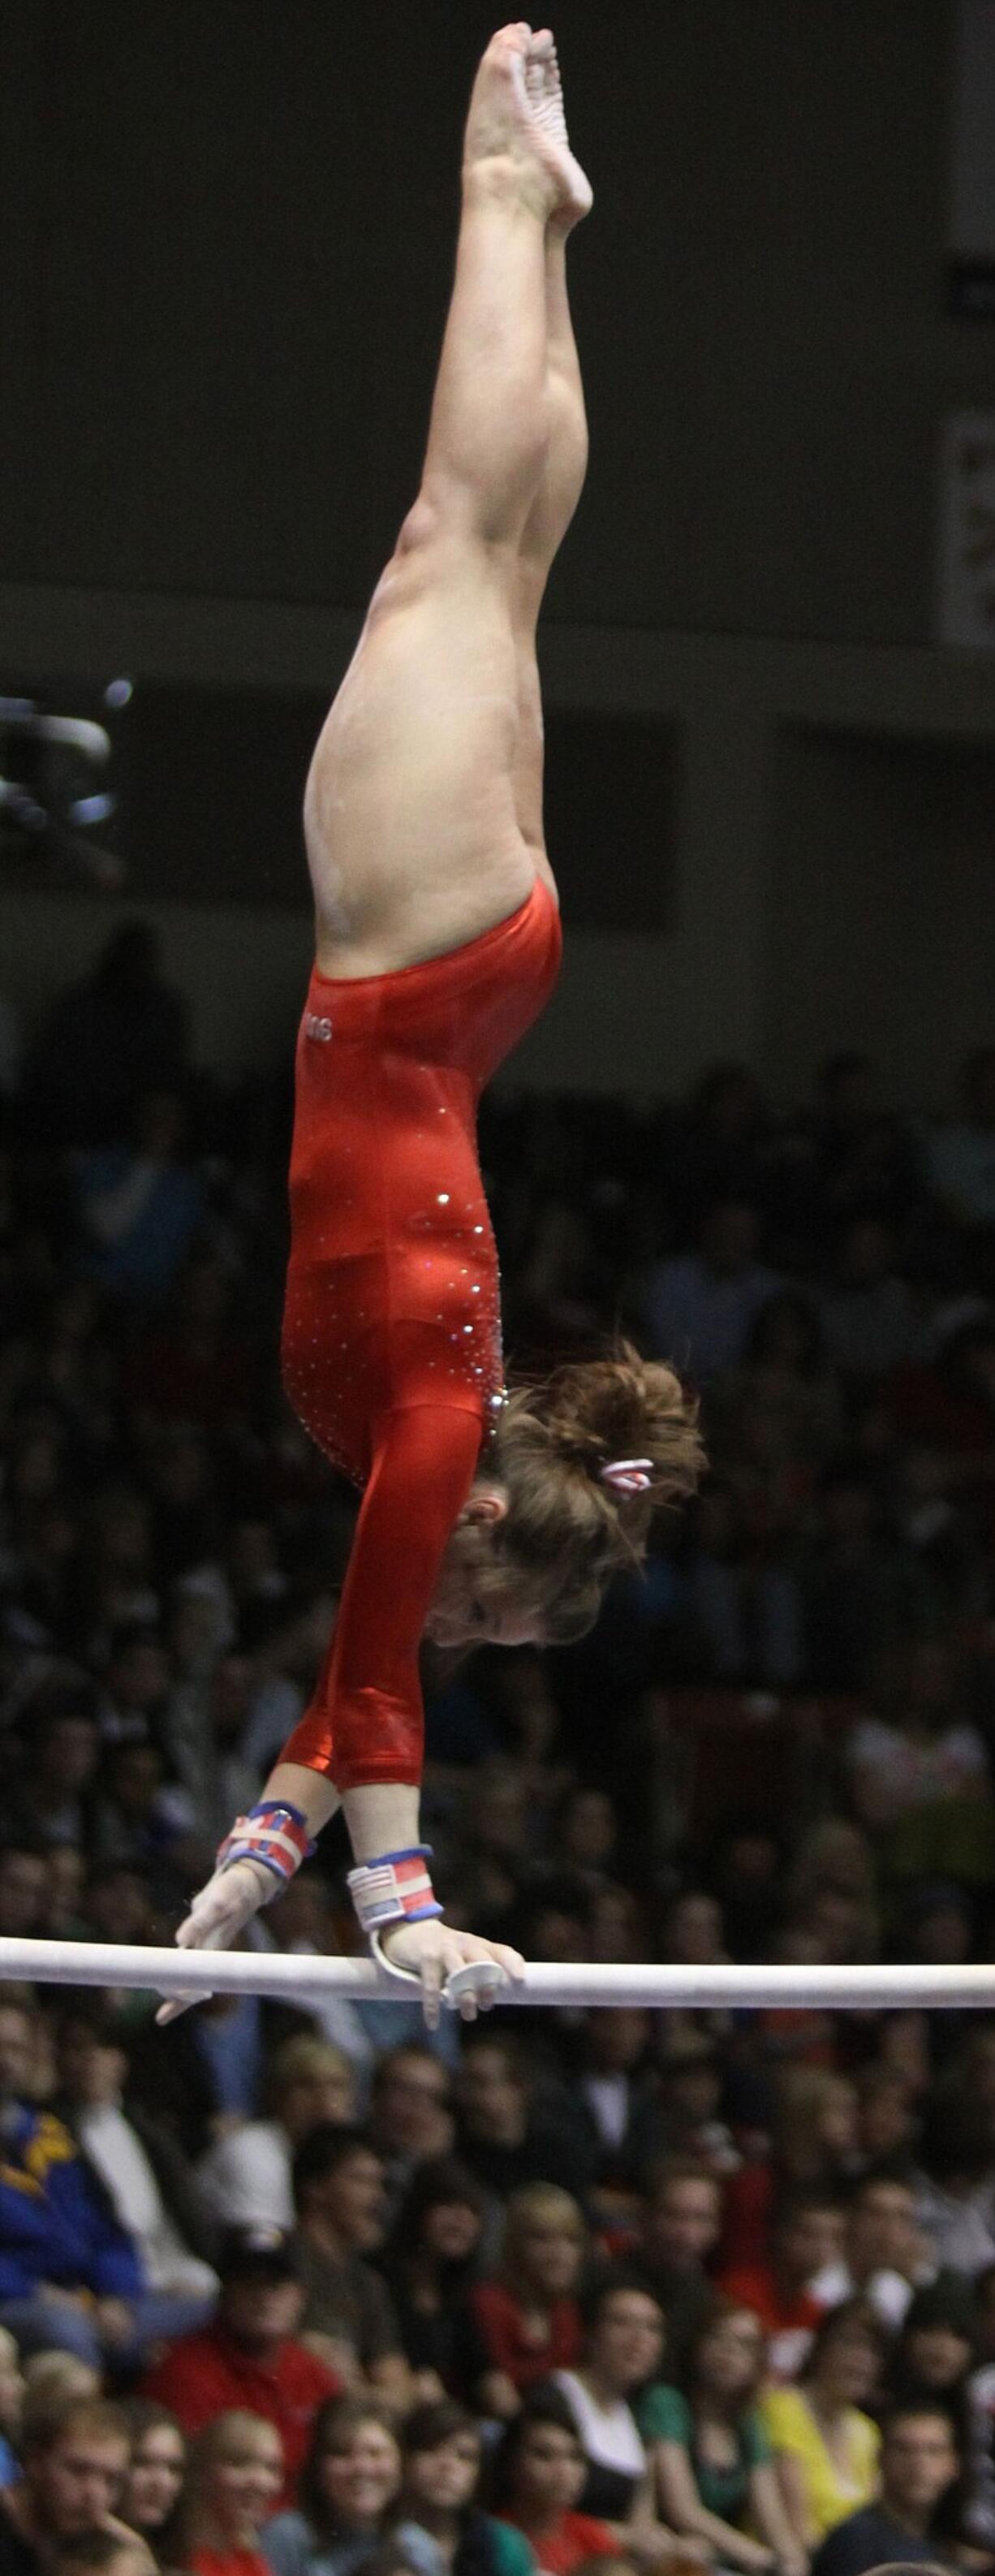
left=424, top=1513, right=543, bottom=1651
left=0, top=1853, right=50, bottom=1936
left=816, top=2322, right=880, bottom=2407
left=421, top=2201, right=482, bottom=2264
left=851, top=2184, right=916, bottom=2272
left=665, top=1896, right=724, bottom=1964
left=515, top=2213, right=584, bottom=2298
left=34, top=2435, right=129, bottom=2536
left=459, top=2047, right=523, bottom=2138
left=592, top=2292, right=665, bottom=2393
left=220, top=2276, right=304, bottom=2349
left=124, top=2425, right=186, bottom=2529
left=0, top=2009, right=34, bottom=2100
left=780, top=2207, right=845, bottom=2282
left=647, top=2179, right=721, bottom=2269
left=283, top=2068, right=355, bottom=2142
left=859, top=2081, right=913, bottom=2159
left=318, top=2424, right=400, bottom=2526
left=882, top=2417, right=957, bottom=2517
left=696, top=2311, right=763, bottom=2399
left=318, top=2151, right=386, bottom=2252
left=906, top=2325, right=971, bottom=2389
left=374, top=2056, right=453, bottom=2155
left=208, top=2426, right=283, bottom=2531
left=512, top=2421, right=586, bottom=2516
left=406, top=2433, right=480, bottom=2514
left=60, top=2028, right=126, bottom=2108
left=44, top=1720, right=98, bottom=1793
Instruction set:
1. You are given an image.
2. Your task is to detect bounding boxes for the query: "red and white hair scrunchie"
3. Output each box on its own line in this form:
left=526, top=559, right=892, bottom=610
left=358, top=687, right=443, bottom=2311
left=599, top=1456, right=654, bottom=1495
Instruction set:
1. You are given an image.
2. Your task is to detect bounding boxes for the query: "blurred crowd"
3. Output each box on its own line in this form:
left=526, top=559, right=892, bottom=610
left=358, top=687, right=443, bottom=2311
left=5, top=927, right=995, bottom=2576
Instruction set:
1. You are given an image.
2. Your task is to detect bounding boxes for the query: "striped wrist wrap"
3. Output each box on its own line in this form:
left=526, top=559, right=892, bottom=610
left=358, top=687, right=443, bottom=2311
left=216, top=1801, right=314, bottom=1888
left=347, top=1845, right=443, bottom=1935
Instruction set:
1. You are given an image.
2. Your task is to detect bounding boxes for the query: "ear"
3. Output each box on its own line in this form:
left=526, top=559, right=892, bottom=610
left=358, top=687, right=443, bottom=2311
left=457, top=1482, right=509, bottom=1526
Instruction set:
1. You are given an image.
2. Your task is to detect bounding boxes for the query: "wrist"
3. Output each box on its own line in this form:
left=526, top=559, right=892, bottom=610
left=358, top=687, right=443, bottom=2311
left=347, top=1846, right=443, bottom=1940
left=216, top=1801, right=313, bottom=1888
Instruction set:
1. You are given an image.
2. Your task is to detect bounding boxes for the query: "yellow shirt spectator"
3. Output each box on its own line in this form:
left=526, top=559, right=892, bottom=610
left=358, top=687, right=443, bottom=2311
left=760, top=2384, right=880, bottom=2542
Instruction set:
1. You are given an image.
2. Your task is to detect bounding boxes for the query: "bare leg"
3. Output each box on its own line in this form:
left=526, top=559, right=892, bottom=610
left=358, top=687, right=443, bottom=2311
left=512, top=223, right=589, bottom=851
left=304, top=27, right=591, bottom=973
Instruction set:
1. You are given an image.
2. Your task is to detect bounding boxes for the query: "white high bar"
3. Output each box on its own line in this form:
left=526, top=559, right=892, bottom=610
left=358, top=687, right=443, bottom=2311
left=0, top=1939, right=993, bottom=2010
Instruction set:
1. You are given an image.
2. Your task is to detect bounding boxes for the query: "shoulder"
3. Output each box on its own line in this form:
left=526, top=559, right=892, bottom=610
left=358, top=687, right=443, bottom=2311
left=759, top=2385, right=807, bottom=2441
left=482, top=2518, right=536, bottom=2576
left=260, top=2512, right=312, bottom=2575
left=846, top=2408, right=880, bottom=2463
left=638, top=2384, right=690, bottom=2444
left=280, top=2340, right=342, bottom=2399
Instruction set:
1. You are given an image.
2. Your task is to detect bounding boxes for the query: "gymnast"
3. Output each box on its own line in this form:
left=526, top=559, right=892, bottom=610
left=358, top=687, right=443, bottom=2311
left=166, top=23, right=704, bottom=2023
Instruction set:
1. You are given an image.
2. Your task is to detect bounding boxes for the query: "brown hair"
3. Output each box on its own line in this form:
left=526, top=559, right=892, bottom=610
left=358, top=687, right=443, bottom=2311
left=489, top=1341, right=704, bottom=1639
left=24, top=2399, right=129, bottom=2461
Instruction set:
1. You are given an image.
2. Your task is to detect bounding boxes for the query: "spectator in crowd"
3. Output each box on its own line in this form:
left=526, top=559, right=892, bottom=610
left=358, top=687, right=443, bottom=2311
left=809, top=2406, right=958, bottom=2576
left=631, top=2165, right=723, bottom=2378
left=25, top=923, right=190, bottom=1151
left=179, top=2412, right=283, bottom=2576
left=492, top=2391, right=617, bottom=2576
left=456, top=2044, right=591, bottom=2207
left=0, top=1997, right=164, bottom=2371
left=458, top=2186, right=586, bottom=2421
left=54, top=2009, right=218, bottom=2324
left=640, top=2301, right=806, bottom=2576
left=51, top=2531, right=153, bottom=2576
left=141, top=2229, right=341, bottom=2506
left=197, top=2039, right=357, bottom=2234
left=261, top=2397, right=408, bottom=2576
left=290, top=2127, right=409, bottom=2406
left=71, top=1090, right=206, bottom=1311
left=571, top=2015, right=667, bottom=2189
left=552, top=2281, right=669, bottom=2538
left=20, top=2360, right=102, bottom=2444
left=845, top=1638, right=995, bottom=1890
left=809, top=2173, right=922, bottom=2331
left=367, top=2056, right=456, bottom=2213
left=381, top=2163, right=488, bottom=2404
left=719, top=2193, right=843, bottom=2383
left=117, top=2402, right=187, bottom=2567
left=759, top=2300, right=884, bottom=2548
left=817, top=1219, right=924, bottom=1387
left=644, top=1200, right=780, bottom=1389
left=0, top=2400, right=131, bottom=2576
left=399, top=2400, right=534, bottom=2576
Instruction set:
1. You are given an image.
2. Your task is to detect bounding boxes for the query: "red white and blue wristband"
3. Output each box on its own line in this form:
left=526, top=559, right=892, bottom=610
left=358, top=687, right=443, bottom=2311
left=347, top=1845, right=444, bottom=1983
left=216, top=1801, right=314, bottom=1891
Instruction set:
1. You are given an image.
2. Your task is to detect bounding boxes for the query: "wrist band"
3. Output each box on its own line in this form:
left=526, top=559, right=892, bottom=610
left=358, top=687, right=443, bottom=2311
left=347, top=1845, right=443, bottom=1935
left=216, top=1801, right=314, bottom=1888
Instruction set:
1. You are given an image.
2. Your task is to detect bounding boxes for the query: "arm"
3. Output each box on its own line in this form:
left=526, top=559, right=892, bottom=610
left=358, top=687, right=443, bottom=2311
left=166, top=1404, right=523, bottom=2023
left=651, top=2440, right=776, bottom=2572
left=770, top=2450, right=816, bottom=2553
left=749, top=2462, right=809, bottom=2576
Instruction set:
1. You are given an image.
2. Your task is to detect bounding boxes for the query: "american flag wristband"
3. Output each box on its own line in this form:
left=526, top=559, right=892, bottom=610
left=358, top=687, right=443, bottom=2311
left=347, top=1845, right=443, bottom=1935
left=217, top=1801, right=314, bottom=1888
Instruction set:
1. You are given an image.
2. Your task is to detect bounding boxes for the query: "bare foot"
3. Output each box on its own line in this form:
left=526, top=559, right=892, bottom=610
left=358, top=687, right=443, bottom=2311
left=464, top=24, right=592, bottom=227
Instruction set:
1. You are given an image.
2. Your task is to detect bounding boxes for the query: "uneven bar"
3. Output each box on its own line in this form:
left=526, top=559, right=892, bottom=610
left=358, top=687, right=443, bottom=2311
left=0, top=1938, right=993, bottom=2010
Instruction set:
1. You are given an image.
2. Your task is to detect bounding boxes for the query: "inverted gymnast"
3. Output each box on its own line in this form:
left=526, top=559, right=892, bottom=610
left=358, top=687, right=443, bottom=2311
left=166, top=23, right=704, bottom=2024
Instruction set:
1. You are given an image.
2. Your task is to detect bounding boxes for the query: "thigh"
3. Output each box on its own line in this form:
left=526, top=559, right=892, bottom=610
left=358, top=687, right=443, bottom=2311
left=306, top=520, right=536, bottom=973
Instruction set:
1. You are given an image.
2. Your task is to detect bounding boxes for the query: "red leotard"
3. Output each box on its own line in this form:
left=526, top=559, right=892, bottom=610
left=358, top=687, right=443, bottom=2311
left=279, top=874, right=562, bottom=1793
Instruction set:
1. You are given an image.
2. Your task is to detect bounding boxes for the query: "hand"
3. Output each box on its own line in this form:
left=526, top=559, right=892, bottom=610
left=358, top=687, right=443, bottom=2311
left=378, top=1918, right=525, bottom=2030
left=155, top=1857, right=272, bottom=2025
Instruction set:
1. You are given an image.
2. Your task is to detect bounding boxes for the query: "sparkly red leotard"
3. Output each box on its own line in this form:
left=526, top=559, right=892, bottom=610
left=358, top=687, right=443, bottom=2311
left=279, top=874, right=562, bottom=1793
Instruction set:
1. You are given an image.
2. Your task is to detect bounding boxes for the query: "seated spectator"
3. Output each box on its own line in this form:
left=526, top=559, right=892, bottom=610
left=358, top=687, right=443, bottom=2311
left=0, top=1996, right=159, bottom=2372
left=117, top=2401, right=186, bottom=2566
left=721, top=2067, right=859, bottom=2283
left=883, top=2282, right=976, bottom=2462
left=845, top=1637, right=995, bottom=1889
left=458, top=2186, right=586, bottom=2421
left=8, top=1698, right=100, bottom=1852
left=54, top=2009, right=218, bottom=2322
left=640, top=2300, right=805, bottom=2576
left=644, top=1200, right=780, bottom=1388
left=0, top=2399, right=131, bottom=2576
left=456, top=2041, right=592, bottom=2207
left=493, top=2391, right=617, bottom=2576
left=855, top=2069, right=919, bottom=2170
left=197, top=2039, right=356, bottom=2234
left=261, top=2396, right=410, bottom=2576
left=811, top=2173, right=922, bottom=2331
left=810, top=2405, right=958, bottom=2576
left=400, top=2400, right=535, bottom=2576
left=912, top=2078, right=995, bottom=2276
left=719, top=2191, right=842, bottom=2383
left=71, top=1090, right=205, bottom=1310
left=759, top=2298, right=884, bottom=2548
left=366, top=2052, right=456, bottom=2213
left=291, top=2127, right=409, bottom=2406
left=25, top=921, right=189, bottom=1150
left=553, top=2280, right=670, bottom=2536
left=180, top=2412, right=284, bottom=2576
left=817, top=1219, right=923, bottom=1386
left=21, top=2358, right=101, bottom=2443
left=631, top=2164, right=723, bottom=2378
left=708, top=1292, right=842, bottom=1486
left=140, top=2229, right=342, bottom=2507
left=572, top=2015, right=667, bottom=2190
left=0, top=1843, right=54, bottom=1942
left=380, top=2160, right=488, bottom=2403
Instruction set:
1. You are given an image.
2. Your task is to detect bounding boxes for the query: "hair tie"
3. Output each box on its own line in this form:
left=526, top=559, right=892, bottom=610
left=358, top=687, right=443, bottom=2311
left=599, top=1456, right=654, bottom=1494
